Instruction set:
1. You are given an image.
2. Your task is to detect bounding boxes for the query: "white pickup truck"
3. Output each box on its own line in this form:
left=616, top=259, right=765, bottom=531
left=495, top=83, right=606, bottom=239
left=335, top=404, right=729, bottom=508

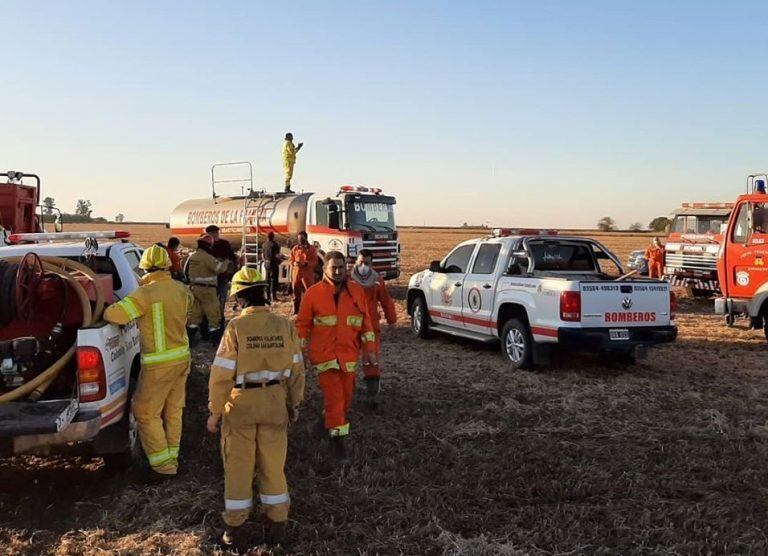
left=407, top=230, right=677, bottom=369
left=0, top=232, right=143, bottom=468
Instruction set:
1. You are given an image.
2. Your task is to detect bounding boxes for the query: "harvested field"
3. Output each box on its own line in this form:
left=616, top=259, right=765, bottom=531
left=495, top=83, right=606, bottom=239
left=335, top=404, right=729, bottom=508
left=2, top=226, right=768, bottom=554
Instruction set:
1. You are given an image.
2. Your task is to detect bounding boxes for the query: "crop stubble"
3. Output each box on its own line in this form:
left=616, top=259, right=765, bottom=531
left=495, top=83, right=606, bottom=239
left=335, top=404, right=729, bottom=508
left=1, top=226, right=767, bottom=554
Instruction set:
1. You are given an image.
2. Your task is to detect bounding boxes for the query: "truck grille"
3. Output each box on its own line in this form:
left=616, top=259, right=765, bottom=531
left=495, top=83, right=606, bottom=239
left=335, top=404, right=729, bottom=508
left=362, top=238, right=399, bottom=276
left=665, top=252, right=717, bottom=272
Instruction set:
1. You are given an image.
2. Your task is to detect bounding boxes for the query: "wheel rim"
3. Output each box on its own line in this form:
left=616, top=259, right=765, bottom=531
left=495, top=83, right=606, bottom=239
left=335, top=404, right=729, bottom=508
left=505, top=328, right=526, bottom=363
left=412, top=304, right=422, bottom=333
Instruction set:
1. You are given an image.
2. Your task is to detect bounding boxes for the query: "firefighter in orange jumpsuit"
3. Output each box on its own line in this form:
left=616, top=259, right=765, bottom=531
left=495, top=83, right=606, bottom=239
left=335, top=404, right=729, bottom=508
left=289, top=231, right=318, bottom=315
left=645, top=236, right=665, bottom=279
left=296, top=251, right=376, bottom=460
left=349, top=249, right=397, bottom=407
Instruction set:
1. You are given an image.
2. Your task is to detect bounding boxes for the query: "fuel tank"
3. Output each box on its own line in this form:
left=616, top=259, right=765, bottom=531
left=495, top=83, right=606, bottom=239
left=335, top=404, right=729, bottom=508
left=169, top=194, right=311, bottom=250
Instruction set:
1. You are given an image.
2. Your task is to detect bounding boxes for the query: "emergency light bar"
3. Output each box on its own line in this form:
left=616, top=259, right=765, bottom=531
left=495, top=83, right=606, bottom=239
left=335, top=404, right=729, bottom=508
left=339, top=185, right=382, bottom=195
left=7, top=230, right=131, bottom=244
left=681, top=202, right=734, bottom=209
left=492, top=228, right=558, bottom=237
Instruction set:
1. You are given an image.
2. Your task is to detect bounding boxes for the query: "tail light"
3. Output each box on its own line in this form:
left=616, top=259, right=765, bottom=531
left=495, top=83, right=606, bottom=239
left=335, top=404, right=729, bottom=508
left=560, top=291, right=581, bottom=322
left=670, top=291, right=678, bottom=320
left=77, top=346, right=107, bottom=402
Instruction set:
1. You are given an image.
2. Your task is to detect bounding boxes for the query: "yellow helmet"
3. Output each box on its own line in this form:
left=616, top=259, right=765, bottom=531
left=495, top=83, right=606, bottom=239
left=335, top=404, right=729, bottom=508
left=230, top=266, right=267, bottom=296
left=139, top=244, right=171, bottom=270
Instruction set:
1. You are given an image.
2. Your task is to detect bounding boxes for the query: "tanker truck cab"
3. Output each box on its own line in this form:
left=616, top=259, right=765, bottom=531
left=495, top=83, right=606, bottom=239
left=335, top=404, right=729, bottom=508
left=0, top=231, right=143, bottom=468
left=715, top=174, right=768, bottom=338
left=307, top=186, right=400, bottom=279
left=407, top=230, right=677, bottom=369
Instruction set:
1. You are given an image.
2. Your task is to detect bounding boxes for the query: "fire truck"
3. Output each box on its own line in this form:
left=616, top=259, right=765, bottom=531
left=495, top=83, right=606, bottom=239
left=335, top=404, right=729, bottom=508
left=663, top=202, right=733, bottom=296
left=169, top=162, right=401, bottom=280
left=715, top=174, right=768, bottom=338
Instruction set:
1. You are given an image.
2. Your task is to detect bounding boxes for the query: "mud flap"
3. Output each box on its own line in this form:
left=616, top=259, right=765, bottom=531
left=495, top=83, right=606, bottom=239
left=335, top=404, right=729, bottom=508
left=532, top=343, right=551, bottom=366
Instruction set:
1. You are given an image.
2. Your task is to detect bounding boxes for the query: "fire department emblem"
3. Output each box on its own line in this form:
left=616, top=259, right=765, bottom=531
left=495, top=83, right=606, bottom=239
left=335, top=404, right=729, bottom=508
left=621, top=297, right=633, bottom=310
left=468, top=287, right=482, bottom=313
left=737, top=271, right=750, bottom=286
left=440, top=284, right=454, bottom=305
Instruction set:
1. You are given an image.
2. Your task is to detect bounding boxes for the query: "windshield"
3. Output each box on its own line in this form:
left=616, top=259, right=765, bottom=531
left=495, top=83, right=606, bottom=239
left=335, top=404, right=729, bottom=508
left=347, top=199, right=396, bottom=232
left=671, top=215, right=728, bottom=235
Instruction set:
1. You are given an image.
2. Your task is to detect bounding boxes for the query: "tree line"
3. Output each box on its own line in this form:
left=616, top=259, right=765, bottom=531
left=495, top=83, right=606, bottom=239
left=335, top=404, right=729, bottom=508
left=596, top=216, right=670, bottom=232
left=42, top=197, right=125, bottom=223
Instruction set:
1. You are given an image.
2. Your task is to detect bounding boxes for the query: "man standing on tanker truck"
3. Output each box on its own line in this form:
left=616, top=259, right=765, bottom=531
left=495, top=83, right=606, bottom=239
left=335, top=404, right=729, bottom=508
left=187, top=234, right=229, bottom=344
left=289, top=231, right=318, bottom=315
left=104, top=245, right=193, bottom=482
left=282, top=132, right=303, bottom=193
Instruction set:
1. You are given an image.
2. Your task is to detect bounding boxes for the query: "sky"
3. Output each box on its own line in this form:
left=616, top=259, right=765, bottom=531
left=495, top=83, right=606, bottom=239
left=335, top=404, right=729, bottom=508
left=3, top=1, right=768, bottom=229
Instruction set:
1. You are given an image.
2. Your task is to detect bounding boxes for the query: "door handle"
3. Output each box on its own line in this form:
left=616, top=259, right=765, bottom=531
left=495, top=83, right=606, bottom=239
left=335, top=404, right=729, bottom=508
left=482, top=284, right=492, bottom=289
left=454, top=282, right=462, bottom=287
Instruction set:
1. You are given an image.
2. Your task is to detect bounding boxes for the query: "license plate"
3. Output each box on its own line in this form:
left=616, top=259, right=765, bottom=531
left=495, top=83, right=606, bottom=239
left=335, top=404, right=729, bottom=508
left=609, top=329, right=630, bottom=341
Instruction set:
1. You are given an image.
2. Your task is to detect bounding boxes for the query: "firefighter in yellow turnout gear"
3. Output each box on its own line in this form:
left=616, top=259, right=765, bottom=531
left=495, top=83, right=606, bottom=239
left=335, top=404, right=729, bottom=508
left=208, top=267, right=306, bottom=547
left=187, top=233, right=228, bottom=343
left=104, top=245, right=193, bottom=479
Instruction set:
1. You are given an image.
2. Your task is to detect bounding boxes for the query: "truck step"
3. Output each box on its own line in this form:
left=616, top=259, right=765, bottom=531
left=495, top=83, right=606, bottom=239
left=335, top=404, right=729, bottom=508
left=429, top=324, right=498, bottom=343
left=0, top=398, right=79, bottom=437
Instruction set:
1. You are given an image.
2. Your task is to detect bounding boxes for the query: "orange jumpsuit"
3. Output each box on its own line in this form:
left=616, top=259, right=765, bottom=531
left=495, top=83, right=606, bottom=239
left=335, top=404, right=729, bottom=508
left=295, top=278, right=376, bottom=437
left=645, top=245, right=664, bottom=279
left=289, top=243, right=318, bottom=314
left=353, top=275, right=397, bottom=379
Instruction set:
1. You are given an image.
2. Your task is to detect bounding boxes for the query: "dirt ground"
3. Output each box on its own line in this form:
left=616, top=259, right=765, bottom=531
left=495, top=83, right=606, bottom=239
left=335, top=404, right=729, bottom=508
left=2, top=226, right=768, bottom=555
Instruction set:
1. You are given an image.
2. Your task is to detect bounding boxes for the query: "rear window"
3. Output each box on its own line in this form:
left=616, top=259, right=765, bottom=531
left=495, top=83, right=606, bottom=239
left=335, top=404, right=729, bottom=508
left=530, top=242, right=596, bottom=272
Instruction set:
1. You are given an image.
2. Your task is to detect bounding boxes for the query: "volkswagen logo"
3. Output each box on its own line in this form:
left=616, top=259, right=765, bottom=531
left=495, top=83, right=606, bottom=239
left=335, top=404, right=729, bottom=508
left=621, top=297, right=633, bottom=310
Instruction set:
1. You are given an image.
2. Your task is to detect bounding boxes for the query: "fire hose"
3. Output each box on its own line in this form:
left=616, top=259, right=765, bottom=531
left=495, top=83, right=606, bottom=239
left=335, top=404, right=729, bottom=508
left=0, top=255, right=105, bottom=403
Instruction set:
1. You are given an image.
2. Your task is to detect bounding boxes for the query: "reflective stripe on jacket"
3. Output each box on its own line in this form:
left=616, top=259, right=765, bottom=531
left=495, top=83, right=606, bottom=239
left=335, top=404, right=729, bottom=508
left=104, top=271, right=193, bottom=368
left=295, top=278, right=376, bottom=372
left=208, top=306, right=306, bottom=415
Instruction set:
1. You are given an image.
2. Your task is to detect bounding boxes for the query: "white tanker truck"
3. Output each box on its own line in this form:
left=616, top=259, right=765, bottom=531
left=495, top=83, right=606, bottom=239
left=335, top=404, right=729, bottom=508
left=169, top=184, right=401, bottom=280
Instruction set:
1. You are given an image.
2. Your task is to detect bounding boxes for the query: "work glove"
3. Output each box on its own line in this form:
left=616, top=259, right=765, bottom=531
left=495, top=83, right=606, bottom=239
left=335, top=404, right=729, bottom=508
left=287, top=406, right=299, bottom=423
left=297, top=142, right=304, bottom=149
left=206, top=413, right=221, bottom=434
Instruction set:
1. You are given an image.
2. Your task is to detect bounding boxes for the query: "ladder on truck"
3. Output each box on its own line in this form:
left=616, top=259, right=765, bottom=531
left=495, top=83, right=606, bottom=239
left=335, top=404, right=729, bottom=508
left=241, top=191, right=281, bottom=268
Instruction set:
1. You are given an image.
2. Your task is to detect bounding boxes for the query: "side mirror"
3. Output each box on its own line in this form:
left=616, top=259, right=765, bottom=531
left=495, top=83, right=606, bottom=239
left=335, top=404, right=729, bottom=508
left=54, top=215, right=63, bottom=233
left=328, top=211, right=340, bottom=230
left=429, top=260, right=442, bottom=273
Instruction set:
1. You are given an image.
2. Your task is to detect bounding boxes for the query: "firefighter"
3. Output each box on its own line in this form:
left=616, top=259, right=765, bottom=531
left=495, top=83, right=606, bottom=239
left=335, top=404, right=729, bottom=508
left=104, top=244, right=193, bottom=480
left=205, top=225, right=239, bottom=315
left=282, top=132, right=303, bottom=193
left=296, top=251, right=376, bottom=460
left=289, top=231, right=318, bottom=315
left=645, top=236, right=665, bottom=279
left=349, top=249, right=397, bottom=406
left=262, top=231, right=282, bottom=302
left=188, top=234, right=228, bottom=344
left=208, top=267, right=305, bottom=548
left=165, top=237, right=184, bottom=281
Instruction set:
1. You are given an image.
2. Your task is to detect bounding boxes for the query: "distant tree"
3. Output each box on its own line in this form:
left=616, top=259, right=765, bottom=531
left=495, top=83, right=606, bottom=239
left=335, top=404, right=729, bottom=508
left=649, top=216, right=671, bottom=232
left=42, top=197, right=56, bottom=215
left=462, top=222, right=469, bottom=228
left=115, top=213, right=125, bottom=223
left=75, top=199, right=92, bottom=217
left=597, top=216, right=616, bottom=232
left=629, top=222, right=643, bottom=232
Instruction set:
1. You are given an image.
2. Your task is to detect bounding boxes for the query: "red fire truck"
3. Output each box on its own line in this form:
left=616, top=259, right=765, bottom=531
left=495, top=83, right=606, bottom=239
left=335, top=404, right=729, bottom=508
left=715, top=174, right=768, bottom=337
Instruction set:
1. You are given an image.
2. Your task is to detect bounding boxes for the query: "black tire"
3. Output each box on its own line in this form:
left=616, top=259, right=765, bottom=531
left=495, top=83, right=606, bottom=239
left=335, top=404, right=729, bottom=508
left=689, top=288, right=714, bottom=299
left=612, top=349, right=636, bottom=365
left=100, top=375, right=143, bottom=473
left=410, top=296, right=431, bottom=339
left=500, top=318, right=533, bottom=370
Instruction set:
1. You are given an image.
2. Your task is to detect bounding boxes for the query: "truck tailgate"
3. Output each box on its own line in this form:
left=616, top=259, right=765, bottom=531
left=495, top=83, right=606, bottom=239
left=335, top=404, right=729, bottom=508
left=579, top=281, right=671, bottom=328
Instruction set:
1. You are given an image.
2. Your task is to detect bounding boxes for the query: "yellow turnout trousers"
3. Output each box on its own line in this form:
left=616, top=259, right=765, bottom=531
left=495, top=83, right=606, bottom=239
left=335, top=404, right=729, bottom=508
left=189, top=285, right=222, bottom=330
left=132, top=360, right=190, bottom=474
left=221, top=385, right=291, bottom=526
left=284, top=162, right=294, bottom=188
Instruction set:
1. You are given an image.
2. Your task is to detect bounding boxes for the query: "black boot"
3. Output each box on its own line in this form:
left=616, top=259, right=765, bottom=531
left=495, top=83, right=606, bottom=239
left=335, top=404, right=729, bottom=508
left=209, top=327, right=224, bottom=345
left=221, top=525, right=242, bottom=549
left=330, top=436, right=348, bottom=461
left=266, top=520, right=287, bottom=546
left=365, top=377, right=380, bottom=397
left=186, top=326, right=199, bottom=347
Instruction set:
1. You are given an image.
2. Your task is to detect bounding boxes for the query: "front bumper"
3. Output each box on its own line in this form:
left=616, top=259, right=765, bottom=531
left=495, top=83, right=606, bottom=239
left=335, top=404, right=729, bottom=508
left=558, top=326, right=677, bottom=351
